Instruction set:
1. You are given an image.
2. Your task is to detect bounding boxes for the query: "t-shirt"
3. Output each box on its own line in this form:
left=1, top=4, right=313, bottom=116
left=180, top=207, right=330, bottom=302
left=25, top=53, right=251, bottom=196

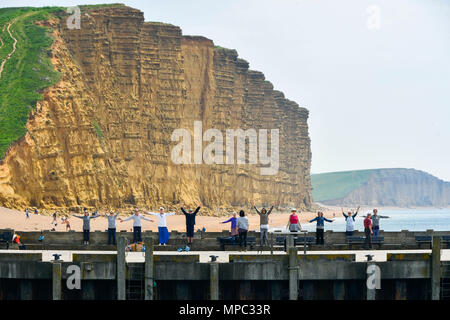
left=290, top=214, right=298, bottom=224
left=364, top=217, right=372, bottom=229
left=237, top=217, right=249, bottom=230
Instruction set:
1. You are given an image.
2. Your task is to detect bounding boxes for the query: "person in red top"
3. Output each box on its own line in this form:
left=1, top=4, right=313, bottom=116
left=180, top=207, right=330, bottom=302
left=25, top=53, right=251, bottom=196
left=286, top=208, right=301, bottom=232
left=364, top=213, right=373, bottom=249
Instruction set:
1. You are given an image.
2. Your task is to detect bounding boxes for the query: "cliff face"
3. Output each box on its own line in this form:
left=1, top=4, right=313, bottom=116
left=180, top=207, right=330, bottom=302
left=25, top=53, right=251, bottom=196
left=0, top=6, right=312, bottom=213
left=312, top=169, right=450, bottom=207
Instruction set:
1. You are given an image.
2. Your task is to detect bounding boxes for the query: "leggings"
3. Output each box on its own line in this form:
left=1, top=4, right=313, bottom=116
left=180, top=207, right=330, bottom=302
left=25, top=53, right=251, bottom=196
left=83, top=229, right=90, bottom=242
left=260, top=228, right=269, bottom=246
left=238, top=229, right=248, bottom=248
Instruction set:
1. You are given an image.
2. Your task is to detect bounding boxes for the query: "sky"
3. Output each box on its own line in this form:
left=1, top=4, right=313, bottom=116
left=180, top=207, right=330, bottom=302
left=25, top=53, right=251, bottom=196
left=2, top=0, right=450, bottom=180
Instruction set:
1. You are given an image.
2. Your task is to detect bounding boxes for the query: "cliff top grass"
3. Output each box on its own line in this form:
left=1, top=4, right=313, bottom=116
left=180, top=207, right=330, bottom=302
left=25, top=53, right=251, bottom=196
left=0, top=7, right=63, bottom=159
left=311, top=169, right=374, bottom=202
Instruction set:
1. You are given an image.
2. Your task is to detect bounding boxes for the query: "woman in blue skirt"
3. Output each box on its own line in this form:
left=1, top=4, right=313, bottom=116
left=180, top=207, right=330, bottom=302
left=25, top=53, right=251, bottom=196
left=147, top=207, right=176, bottom=245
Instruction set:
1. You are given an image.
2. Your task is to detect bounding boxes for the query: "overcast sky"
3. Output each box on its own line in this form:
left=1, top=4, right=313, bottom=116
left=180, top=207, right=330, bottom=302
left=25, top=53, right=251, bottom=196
left=3, top=0, right=450, bottom=180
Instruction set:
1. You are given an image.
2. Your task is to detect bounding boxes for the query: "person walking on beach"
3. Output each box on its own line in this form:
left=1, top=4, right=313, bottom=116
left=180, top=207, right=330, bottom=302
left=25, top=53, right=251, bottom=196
left=147, top=207, right=176, bottom=245
left=342, top=206, right=360, bottom=237
left=221, top=212, right=238, bottom=237
left=181, top=203, right=202, bottom=245
left=370, top=209, right=390, bottom=236
left=61, top=217, right=71, bottom=231
left=52, top=212, right=57, bottom=226
left=309, top=211, right=334, bottom=245
left=73, top=208, right=100, bottom=245
left=287, top=208, right=302, bottom=232
left=252, top=201, right=275, bottom=247
left=25, top=208, right=29, bottom=219
left=120, top=208, right=153, bottom=244
left=237, top=210, right=249, bottom=251
left=364, top=213, right=373, bottom=249
left=34, top=208, right=38, bottom=215
left=105, top=210, right=120, bottom=245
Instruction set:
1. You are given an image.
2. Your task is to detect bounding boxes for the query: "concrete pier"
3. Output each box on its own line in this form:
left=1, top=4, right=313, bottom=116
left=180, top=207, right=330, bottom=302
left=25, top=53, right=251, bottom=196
left=117, top=236, right=126, bottom=300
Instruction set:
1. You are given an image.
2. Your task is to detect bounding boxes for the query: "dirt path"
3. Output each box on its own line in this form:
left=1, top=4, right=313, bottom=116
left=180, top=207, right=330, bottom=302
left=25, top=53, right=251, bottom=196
left=0, top=18, right=18, bottom=79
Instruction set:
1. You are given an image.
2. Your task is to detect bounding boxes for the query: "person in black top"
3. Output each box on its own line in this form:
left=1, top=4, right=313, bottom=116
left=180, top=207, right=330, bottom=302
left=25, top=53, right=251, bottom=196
left=181, top=203, right=202, bottom=244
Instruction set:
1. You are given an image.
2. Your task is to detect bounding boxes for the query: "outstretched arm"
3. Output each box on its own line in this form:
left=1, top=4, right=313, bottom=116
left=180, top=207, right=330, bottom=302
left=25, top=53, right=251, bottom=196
left=221, top=218, right=232, bottom=224
left=193, top=206, right=200, bottom=215
left=146, top=212, right=158, bottom=216
left=73, top=215, right=83, bottom=219
left=141, top=216, right=153, bottom=222
left=324, top=218, right=333, bottom=223
left=380, top=215, right=390, bottom=218
left=309, top=217, right=318, bottom=223
left=122, top=216, right=133, bottom=222
left=267, top=206, right=274, bottom=215
left=253, top=206, right=261, bottom=215
left=181, top=208, right=187, bottom=215
left=166, top=212, right=176, bottom=216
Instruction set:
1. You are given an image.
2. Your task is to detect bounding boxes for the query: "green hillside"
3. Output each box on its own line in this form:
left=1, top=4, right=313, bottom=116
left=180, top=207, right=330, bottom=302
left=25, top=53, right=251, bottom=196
left=0, top=7, right=64, bottom=159
left=311, top=169, right=375, bottom=202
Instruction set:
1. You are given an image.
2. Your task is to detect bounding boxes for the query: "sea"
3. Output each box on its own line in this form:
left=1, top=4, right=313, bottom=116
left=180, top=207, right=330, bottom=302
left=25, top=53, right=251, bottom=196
left=298, top=208, right=450, bottom=232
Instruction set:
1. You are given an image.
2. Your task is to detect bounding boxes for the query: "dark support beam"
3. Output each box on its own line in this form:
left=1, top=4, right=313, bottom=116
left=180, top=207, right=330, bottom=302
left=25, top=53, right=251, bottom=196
left=431, top=236, right=441, bottom=300
left=210, top=262, right=219, bottom=300
left=144, top=237, right=154, bottom=300
left=394, top=279, right=407, bottom=300
left=288, top=247, right=299, bottom=300
left=117, top=236, right=126, bottom=300
left=333, top=280, right=345, bottom=300
left=52, top=262, right=62, bottom=300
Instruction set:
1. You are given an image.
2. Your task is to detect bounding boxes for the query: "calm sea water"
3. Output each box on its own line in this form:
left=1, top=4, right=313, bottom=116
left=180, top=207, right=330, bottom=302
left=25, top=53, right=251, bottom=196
left=299, top=208, right=450, bottom=232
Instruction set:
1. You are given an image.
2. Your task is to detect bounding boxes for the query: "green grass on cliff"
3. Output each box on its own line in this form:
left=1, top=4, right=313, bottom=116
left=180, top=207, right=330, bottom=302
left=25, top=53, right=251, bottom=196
left=311, top=169, right=374, bottom=202
left=0, top=7, right=64, bottom=159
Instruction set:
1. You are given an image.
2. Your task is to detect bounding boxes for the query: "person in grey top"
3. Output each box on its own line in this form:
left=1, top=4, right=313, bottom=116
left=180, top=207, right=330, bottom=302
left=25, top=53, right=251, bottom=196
left=237, top=210, right=249, bottom=251
left=104, top=210, right=120, bottom=245
left=252, top=201, right=275, bottom=247
left=73, top=208, right=100, bottom=245
left=370, top=209, right=390, bottom=236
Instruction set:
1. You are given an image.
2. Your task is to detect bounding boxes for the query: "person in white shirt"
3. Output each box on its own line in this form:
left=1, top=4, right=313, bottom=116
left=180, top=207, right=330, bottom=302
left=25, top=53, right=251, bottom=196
left=119, top=208, right=154, bottom=243
left=147, top=207, right=176, bottom=245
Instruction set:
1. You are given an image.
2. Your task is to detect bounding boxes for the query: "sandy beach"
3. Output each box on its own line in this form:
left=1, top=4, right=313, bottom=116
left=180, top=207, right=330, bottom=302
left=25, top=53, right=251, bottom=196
left=0, top=206, right=340, bottom=232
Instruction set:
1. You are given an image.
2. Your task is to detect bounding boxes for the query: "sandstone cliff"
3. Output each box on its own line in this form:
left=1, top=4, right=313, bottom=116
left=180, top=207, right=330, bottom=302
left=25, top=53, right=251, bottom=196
left=312, top=168, right=450, bottom=207
left=0, top=5, right=312, bottom=214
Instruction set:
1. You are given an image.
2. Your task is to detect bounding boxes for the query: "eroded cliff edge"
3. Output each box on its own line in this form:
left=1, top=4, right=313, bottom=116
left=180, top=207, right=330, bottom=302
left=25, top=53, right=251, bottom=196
left=0, top=6, right=312, bottom=213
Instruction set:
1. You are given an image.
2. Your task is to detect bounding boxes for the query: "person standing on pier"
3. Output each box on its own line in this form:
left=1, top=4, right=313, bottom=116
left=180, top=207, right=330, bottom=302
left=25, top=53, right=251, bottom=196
left=73, top=208, right=101, bottom=245
left=147, top=207, right=176, bottom=245
left=370, top=209, right=390, bottom=236
left=221, top=212, right=238, bottom=237
left=120, top=208, right=153, bottom=244
left=237, top=210, right=249, bottom=251
left=105, top=210, right=120, bottom=245
left=181, top=203, right=202, bottom=245
left=252, top=201, right=275, bottom=247
left=287, top=208, right=302, bottom=232
left=309, top=211, right=334, bottom=245
left=364, top=213, right=373, bottom=249
left=342, top=206, right=360, bottom=237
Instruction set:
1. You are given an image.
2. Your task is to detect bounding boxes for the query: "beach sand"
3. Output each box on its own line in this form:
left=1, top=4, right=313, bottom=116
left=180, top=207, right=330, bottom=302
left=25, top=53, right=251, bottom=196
left=0, top=206, right=339, bottom=232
